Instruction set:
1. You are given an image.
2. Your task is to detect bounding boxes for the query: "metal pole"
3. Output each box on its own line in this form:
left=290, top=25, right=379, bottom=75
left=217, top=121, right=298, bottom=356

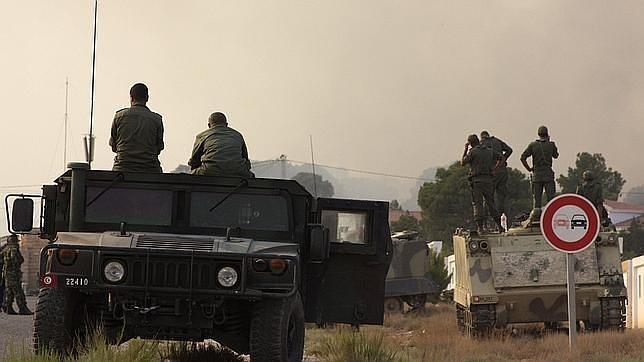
left=64, top=78, right=68, bottom=169
left=566, top=252, right=577, bottom=350
left=88, top=0, right=98, bottom=169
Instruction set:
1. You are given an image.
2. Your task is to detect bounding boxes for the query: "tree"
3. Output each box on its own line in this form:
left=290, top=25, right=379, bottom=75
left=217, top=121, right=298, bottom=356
left=624, top=186, right=644, bottom=206
left=417, top=162, right=531, bottom=250
left=621, top=221, right=644, bottom=260
left=557, top=152, right=625, bottom=201
left=390, top=212, right=422, bottom=234
left=426, top=249, right=451, bottom=302
left=292, top=172, right=334, bottom=197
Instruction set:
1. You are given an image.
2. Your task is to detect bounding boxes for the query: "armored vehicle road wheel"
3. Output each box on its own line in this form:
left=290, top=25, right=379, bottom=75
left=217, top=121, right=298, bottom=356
left=403, top=294, right=427, bottom=309
left=250, top=292, right=305, bottom=362
left=456, top=304, right=466, bottom=334
left=600, top=297, right=626, bottom=331
left=33, top=288, right=88, bottom=355
left=384, top=297, right=404, bottom=313
left=463, top=304, right=496, bottom=338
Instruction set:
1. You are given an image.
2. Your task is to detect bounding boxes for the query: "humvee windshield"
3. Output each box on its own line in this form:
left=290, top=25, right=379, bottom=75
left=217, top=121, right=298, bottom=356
left=85, top=186, right=291, bottom=233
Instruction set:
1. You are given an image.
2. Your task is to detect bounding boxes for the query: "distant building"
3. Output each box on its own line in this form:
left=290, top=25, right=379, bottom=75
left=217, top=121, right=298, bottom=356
left=615, top=215, right=644, bottom=232
left=605, top=200, right=644, bottom=230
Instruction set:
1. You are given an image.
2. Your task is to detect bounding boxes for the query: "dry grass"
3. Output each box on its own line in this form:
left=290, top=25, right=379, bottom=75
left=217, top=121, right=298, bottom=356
left=305, top=304, right=644, bottom=362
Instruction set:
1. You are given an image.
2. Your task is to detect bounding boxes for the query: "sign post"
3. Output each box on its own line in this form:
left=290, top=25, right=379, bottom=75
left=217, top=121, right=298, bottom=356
left=540, top=194, right=600, bottom=350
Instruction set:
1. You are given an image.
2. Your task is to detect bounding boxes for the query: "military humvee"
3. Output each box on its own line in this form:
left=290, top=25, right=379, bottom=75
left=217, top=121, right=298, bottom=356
left=384, top=231, right=439, bottom=312
left=8, top=163, right=392, bottom=361
left=453, top=220, right=626, bottom=336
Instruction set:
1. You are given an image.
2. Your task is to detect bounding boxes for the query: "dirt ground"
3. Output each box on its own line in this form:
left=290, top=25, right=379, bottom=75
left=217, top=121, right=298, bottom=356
left=0, top=296, right=36, bottom=357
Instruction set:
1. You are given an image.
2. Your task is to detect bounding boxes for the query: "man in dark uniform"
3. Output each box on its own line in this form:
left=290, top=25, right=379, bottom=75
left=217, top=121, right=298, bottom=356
left=109, top=83, right=164, bottom=173
left=577, top=171, right=610, bottom=226
left=188, top=112, right=253, bottom=178
left=3, top=235, right=32, bottom=315
left=480, top=131, right=513, bottom=217
left=461, top=134, right=503, bottom=233
left=520, top=126, right=559, bottom=210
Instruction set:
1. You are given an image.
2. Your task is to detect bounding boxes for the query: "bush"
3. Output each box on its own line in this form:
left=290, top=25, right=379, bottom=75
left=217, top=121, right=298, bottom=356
left=317, top=330, right=399, bottom=362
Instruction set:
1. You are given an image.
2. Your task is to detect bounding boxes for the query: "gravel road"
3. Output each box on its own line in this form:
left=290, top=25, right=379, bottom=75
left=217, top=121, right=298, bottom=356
left=0, top=296, right=37, bottom=357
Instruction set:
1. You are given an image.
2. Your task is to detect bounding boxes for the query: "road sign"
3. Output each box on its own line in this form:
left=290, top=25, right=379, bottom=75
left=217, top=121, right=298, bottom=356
left=540, top=193, right=601, bottom=351
left=540, top=194, right=600, bottom=253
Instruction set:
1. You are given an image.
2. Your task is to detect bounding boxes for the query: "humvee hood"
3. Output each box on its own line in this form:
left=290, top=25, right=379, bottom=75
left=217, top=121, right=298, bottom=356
left=55, top=232, right=299, bottom=256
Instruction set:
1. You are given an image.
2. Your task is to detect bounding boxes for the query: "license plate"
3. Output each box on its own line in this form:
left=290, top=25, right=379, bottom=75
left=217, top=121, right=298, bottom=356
left=65, top=277, right=89, bottom=287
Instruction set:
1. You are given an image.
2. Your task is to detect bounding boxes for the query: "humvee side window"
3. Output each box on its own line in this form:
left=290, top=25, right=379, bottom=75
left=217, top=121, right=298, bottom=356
left=321, top=210, right=368, bottom=244
left=190, top=192, right=290, bottom=232
left=85, top=187, right=173, bottom=226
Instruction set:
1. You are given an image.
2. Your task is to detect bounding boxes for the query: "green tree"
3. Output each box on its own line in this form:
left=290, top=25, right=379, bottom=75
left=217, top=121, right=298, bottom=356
left=417, top=162, right=531, bottom=250
left=557, top=152, right=625, bottom=201
left=426, top=249, right=450, bottom=302
left=292, top=172, right=334, bottom=197
left=390, top=212, right=422, bottom=234
left=621, top=221, right=644, bottom=260
left=624, top=186, right=644, bottom=206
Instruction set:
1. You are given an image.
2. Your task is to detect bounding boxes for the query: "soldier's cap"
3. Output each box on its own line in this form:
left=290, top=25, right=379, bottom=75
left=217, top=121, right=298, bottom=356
left=583, top=170, right=594, bottom=180
left=208, top=112, right=227, bottom=126
left=480, top=131, right=490, bottom=139
left=537, top=125, right=549, bottom=138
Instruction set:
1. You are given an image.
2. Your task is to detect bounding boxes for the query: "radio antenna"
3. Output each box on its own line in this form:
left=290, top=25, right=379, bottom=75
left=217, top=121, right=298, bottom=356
left=86, top=0, right=98, bottom=168
left=64, top=77, right=69, bottom=169
left=309, top=135, right=318, bottom=197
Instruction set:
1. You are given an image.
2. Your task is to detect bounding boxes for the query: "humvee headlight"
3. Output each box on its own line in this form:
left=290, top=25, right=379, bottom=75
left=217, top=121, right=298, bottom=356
left=479, top=241, right=489, bottom=251
left=217, top=267, right=238, bottom=288
left=469, top=241, right=479, bottom=251
left=104, top=261, right=126, bottom=283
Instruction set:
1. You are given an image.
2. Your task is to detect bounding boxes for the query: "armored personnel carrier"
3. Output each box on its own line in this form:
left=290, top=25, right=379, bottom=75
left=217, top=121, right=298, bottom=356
left=7, top=163, right=392, bottom=361
left=384, top=231, right=439, bottom=312
left=453, top=218, right=625, bottom=336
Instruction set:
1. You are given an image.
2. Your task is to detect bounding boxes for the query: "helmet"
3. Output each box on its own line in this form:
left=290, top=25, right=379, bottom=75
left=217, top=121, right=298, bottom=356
left=583, top=171, right=594, bottom=181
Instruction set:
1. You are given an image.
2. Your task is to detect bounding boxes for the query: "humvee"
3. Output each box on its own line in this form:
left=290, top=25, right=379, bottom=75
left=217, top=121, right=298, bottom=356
left=453, top=219, right=626, bottom=337
left=8, top=163, right=392, bottom=361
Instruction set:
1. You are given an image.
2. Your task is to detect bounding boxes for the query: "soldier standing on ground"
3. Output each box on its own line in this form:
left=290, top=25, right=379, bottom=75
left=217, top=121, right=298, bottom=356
left=576, top=171, right=610, bottom=226
left=520, top=126, right=559, bottom=214
left=188, top=112, right=254, bottom=178
left=461, top=134, right=504, bottom=233
left=480, top=131, right=513, bottom=217
left=3, top=235, right=32, bottom=315
left=109, top=83, right=164, bottom=173
left=0, top=242, right=5, bottom=313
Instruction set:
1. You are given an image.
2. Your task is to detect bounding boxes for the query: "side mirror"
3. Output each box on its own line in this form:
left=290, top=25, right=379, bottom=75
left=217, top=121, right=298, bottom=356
left=11, top=198, right=34, bottom=233
left=309, top=224, right=330, bottom=263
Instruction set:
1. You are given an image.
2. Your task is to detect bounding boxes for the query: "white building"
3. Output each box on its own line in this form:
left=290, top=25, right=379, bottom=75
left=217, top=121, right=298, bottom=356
left=445, top=254, right=456, bottom=291
left=623, top=256, right=644, bottom=328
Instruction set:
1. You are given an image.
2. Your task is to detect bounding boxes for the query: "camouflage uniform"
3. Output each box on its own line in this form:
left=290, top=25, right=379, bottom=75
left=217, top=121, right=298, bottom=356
left=462, top=144, right=502, bottom=230
left=481, top=135, right=512, bottom=216
left=3, top=242, right=29, bottom=313
left=188, top=125, right=253, bottom=178
left=109, top=104, right=164, bottom=173
left=520, top=138, right=558, bottom=209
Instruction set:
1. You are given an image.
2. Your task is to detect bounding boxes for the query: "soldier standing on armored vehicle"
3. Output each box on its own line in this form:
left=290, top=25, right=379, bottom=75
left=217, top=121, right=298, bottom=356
left=3, top=235, right=31, bottom=315
left=577, top=170, right=610, bottom=226
left=461, top=134, right=503, bottom=233
left=520, top=126, right=558, bottom=219
left=109, top=83, right=165, bottom=173
left=188, top=112, right=254, bottom=178
left=480, top=131, right=512, bottom=217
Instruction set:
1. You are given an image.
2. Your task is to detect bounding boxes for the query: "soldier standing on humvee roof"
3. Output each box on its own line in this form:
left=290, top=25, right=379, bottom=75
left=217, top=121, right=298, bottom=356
left=3, top=235, right=32, bottom=315
left=520, top=126, right=559, bottom=211
left=109, top=83, right=164, bottom=173
left=461, top=134, right=504, bottom=233
left=577, top=171, right=610, bottom=226
left=480, top=131, right=512, bottom=217
left=188, top=112, right=253, bottom=178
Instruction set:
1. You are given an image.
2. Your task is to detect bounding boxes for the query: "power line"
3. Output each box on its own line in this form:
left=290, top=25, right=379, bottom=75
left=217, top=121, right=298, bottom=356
left=288, top=159, right=435, bottom=182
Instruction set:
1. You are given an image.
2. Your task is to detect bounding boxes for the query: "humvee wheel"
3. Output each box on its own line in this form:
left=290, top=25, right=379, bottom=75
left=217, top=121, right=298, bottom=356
left=250, top=292, right=305, bottom=362
left=33, top=288, right=87, bottom=355
left=403, top=294, right=427, bottom=309
left=384, top=298, right=403, bottom=313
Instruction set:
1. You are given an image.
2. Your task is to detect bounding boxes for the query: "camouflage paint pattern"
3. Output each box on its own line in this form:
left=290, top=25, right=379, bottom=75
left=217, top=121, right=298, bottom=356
left=385, top=238, right=437, bottom=297
left=453, top=227, right=625, bottom=326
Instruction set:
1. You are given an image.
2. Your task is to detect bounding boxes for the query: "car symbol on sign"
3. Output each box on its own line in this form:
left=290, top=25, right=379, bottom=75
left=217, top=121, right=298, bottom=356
left=553, top=214, right=569, bottom=229
left=570, top=214, right=587, bottom=230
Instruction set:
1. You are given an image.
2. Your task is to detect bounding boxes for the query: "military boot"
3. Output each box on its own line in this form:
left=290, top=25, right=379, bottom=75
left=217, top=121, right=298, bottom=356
left=6, top=305, right=17, bottom=315
left=18, top=305, right=33, bottom=315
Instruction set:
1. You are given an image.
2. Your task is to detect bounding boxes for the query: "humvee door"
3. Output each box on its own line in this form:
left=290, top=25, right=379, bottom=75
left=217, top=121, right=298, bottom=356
left=304, top=198, right=392, bottom=325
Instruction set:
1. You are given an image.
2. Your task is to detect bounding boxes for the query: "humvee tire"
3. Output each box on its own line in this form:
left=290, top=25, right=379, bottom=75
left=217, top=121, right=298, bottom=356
left=250, top=293, right=305, bottom=361
left=33, top=288, right=86, bottom=354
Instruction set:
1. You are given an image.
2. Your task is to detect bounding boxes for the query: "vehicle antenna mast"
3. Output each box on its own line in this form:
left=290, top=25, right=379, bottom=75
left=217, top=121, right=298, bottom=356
left=309, top=135, right=318, bottom=197
left=64, top=77, right=68, bottom=169
left=85, top=0, right=98, bottom=168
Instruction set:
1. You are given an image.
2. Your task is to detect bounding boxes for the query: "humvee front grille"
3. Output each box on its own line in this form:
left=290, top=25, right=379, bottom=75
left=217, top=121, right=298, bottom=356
left=136, top=235, right=214, bottom=252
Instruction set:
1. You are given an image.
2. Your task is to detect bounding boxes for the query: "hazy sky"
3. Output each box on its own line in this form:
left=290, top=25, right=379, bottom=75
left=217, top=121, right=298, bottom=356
left=1, top=1, right=643, bottom=192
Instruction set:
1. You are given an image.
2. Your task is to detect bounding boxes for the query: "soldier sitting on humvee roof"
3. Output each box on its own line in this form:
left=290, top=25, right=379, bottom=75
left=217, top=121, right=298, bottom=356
left=109, top=83, right=165, bottom=173
left=188, top=112, right=253, bottom=178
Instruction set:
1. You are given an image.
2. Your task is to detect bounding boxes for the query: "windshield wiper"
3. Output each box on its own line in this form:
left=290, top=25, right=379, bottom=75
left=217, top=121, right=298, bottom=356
left=209, top=179, right=249, bottom=212
left=86, top=173, right=125, bottom=207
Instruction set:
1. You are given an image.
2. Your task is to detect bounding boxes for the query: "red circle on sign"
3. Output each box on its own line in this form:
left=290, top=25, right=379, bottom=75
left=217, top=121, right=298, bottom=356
left=540, top=194, right=600, bottom=253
